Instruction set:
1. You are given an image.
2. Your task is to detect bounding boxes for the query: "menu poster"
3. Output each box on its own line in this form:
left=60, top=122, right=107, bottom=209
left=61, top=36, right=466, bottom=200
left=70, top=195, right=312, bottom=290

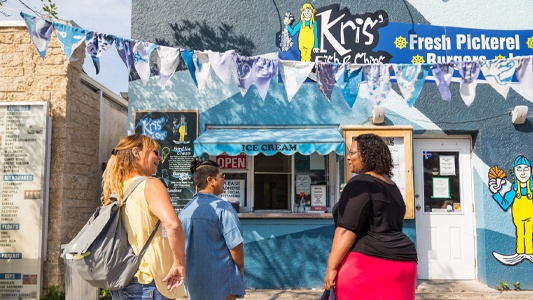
left=134, top=111, right=198, bottom=212
left=0, top=102, right=50, bottom=300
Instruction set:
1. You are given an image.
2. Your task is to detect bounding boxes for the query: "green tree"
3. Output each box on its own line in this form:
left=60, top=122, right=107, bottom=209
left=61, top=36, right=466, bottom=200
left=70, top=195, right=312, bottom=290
left=0, top=0, right=59, bottom=21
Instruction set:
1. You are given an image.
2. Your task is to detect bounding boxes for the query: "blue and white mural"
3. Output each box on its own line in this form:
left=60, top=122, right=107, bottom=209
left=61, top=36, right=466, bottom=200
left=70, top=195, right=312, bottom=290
left=129, top=0, right=533, bottom=289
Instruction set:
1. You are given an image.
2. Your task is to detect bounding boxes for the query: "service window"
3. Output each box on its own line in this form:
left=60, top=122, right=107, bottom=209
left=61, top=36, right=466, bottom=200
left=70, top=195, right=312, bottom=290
left=217, top=152, right=339, bottom=213
left=294, top=153, right=330, bottom=212
left=253, top=153, right=291, bottom=210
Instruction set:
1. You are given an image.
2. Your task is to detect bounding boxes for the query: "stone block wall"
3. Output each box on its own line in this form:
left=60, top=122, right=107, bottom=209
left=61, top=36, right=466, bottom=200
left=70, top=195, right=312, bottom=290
left=0, top=22, right=101, bottom=291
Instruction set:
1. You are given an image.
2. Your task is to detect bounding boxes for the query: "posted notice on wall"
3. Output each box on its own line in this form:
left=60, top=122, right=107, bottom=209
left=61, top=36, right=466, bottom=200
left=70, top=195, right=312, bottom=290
left=0, top=102, right=50, bottom=300
left=310, top=185, right=327, bottom=212
left=220, top=179, right=245, bottom=206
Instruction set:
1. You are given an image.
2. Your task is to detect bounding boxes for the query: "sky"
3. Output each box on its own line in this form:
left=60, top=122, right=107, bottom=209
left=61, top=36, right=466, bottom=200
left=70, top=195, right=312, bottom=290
left=1, top=0, right=131, bottom=95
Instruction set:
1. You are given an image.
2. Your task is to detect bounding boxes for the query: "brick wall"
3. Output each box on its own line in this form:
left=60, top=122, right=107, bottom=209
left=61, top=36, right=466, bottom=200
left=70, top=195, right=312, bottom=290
left=0, top=22, right=101, bottom=291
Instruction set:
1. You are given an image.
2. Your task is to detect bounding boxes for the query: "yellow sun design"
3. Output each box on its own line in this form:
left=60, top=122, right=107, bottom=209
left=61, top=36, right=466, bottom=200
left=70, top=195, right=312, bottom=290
left=394, top=36, right=408, bottom=49
left=411, top=55, right=425, bottom=64
left=494, top=55, right=506, bottom=60
left=526, top=36, right=533, bottom=50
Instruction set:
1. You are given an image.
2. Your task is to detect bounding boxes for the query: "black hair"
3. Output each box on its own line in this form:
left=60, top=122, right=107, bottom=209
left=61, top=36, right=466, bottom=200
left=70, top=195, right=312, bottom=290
left=190, top=159, right=220, bottom=190
left=354, top=133, right=394, bottom=178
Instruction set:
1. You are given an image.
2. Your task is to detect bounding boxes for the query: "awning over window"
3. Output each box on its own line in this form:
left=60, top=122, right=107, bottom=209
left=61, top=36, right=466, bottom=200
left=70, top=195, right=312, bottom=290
left=194, top=127, right=345, bottom=156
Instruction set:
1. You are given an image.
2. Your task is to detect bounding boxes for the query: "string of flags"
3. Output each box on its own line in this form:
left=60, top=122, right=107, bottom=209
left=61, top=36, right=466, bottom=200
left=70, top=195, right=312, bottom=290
left=20, top=12, right=533, bottom=108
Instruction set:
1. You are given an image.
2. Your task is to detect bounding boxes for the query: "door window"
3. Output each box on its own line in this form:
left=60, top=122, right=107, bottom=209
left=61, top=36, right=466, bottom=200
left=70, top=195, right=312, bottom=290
left=422, top=151, right=462, bottom=213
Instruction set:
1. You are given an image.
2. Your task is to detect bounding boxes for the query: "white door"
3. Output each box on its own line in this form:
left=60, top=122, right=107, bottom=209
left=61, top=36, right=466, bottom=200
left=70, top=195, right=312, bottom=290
left=414, top=138, right=476, bottom=279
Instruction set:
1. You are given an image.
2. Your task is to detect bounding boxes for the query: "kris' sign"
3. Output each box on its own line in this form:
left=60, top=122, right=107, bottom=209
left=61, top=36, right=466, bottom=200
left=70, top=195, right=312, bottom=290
left=216, top=153, right=246, bottom=169
left=279, top=4, right=391, bottom=64
left=278, top=3, right=533, bottom=64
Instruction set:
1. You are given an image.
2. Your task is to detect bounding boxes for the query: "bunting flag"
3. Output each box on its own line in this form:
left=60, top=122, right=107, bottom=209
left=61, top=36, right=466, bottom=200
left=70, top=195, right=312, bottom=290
left=181, top=49, right=198, bottom=86
left=234, top=55, right=259, bottom=96
left=207, top=50, right=237, bottom=84
left=393, top=64, right=429, bottom=107
left=457, top=61, right=480, bottom=107
left=53, top=22, right=86, bottom=60
left=115, top=37, right=135, bottom=71
left=316, top=62, right=337, bottom=101
left=364, top=64, right=392, bottom=107
left=335, top=65, right=363, bottom=108
left=132, top=41, right=158, bottom=84
left=86, top=32, right=115, bottom=74
left=156, top=46, right=181, bottom=88
left=254, top=57, right=278, bottom=100
left=480, top=59, right=516, bottom=99
left=279, top=60, right=315, bottom=102
left=430, top=63, right=455, bottom=101
left=194, top=51, right=212, bottom=90
left=515, top=56, right=533, bottom=101
left=20, top=12, right=53, bottom=59
left=16, top=13, right=533, bottom=109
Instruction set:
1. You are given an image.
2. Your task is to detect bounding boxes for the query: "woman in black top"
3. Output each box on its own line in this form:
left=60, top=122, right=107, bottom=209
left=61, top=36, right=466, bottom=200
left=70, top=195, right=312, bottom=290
left=324, top=133, right=417, bottom=299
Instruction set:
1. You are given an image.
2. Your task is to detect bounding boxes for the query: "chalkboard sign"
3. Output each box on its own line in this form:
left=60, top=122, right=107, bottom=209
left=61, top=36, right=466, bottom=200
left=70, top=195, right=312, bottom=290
left=134, top=111, right=198, bottom=212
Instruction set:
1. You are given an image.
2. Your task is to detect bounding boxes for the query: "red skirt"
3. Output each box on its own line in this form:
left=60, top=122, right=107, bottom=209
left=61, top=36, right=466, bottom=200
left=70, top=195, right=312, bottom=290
left=334, top=252, right=417, bottom=300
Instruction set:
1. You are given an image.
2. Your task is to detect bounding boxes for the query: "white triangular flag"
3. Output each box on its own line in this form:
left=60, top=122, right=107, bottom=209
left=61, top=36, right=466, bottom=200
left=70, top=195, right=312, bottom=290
left=207, top=50, right=237, bottom=84
left=515, top=56, right=533, bottom=101
left=157, top=46, right=181, bottom=88
left=480, top=59, right=515, bottom=99
left=457, top=61, right=480, bottom=107
left=194, top=51, right=212, bottom=90
left=364, top=65, right=392, bottom=107
left=279, top=60, right=315, bottom=102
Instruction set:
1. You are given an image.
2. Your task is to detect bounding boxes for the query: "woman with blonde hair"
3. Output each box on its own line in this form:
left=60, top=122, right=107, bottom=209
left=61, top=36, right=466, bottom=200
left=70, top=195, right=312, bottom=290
left=103, top=134, right=186, bottom=300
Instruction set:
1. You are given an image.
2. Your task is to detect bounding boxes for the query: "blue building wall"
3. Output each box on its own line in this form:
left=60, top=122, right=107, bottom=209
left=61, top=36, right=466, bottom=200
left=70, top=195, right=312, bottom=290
left=130, top=0, right=533, bottom=289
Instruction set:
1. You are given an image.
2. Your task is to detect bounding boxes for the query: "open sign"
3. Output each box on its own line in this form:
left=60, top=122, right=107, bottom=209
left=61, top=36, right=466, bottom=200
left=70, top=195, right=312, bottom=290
left=216, top=153, right=246, bottom=169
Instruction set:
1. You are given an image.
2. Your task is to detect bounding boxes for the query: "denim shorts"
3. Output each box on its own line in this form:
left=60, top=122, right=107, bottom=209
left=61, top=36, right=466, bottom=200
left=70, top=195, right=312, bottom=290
left=111, top=277, right=169, bottom=300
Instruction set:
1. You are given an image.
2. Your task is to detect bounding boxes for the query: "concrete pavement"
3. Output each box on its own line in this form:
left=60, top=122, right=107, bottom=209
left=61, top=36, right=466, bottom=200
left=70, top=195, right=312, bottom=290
left=243, top=280, right=533, bottom=299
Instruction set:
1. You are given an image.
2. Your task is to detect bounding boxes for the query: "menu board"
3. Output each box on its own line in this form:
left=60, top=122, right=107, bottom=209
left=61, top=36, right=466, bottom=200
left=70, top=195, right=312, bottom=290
left=134, top=111, right=198, bottom=212
left=0, top=102, right=50, bottom=300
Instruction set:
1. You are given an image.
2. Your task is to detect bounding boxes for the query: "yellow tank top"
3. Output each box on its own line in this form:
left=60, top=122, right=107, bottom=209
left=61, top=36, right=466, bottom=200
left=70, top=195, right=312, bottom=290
left=121, top=177, right=185, bottom=298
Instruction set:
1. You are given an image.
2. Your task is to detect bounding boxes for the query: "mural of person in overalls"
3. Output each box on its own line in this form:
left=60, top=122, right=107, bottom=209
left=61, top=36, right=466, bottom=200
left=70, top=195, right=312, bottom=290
left=172, top=114, right=189, bottom=144
left=488, top=155, right=533, bottom=265
left=285, top=3, right=320, bottom=62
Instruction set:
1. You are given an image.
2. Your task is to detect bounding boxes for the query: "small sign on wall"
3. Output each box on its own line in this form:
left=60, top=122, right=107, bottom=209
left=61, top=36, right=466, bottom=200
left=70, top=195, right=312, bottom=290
left=296, top=175, right=311, bottom=195
left=220, top=179, right=246, bottom=207
left=310, top=185, right=327, bottom=212
left=216, top=153, right=246, bottom=169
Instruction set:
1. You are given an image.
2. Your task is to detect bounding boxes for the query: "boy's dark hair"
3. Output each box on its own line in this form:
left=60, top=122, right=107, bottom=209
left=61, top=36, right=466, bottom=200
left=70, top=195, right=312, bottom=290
left=190, top=159, right=220, bottom=190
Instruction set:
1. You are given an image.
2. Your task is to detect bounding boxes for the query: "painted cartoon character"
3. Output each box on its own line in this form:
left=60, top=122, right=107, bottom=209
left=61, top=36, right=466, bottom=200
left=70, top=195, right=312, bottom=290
left=488, top=155, right=533, bottom=265
left=285, top=3, right=320, bottom=62
left=172, top=115, right=189, bottom=144
left=279, top=12, right=294, bottom=51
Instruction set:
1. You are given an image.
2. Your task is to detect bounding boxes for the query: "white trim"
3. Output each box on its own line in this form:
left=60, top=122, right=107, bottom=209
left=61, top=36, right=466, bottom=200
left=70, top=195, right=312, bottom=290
left=81, top=74, right=128, bottom=109
left=0, top=20, right=26, bottom=27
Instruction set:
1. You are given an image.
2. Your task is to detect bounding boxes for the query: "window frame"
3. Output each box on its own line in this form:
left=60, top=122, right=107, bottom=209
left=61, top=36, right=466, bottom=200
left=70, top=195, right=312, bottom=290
left=214, top=153, right=340, bottom=213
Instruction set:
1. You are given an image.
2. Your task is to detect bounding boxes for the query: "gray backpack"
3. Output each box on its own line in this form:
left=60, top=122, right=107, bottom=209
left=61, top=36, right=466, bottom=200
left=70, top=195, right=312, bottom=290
left=61, top=176, right=160, bottom=290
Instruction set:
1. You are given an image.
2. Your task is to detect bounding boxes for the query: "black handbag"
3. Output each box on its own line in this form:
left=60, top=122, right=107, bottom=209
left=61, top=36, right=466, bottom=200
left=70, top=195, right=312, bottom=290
left=320, top=287, right=336, bottom=300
